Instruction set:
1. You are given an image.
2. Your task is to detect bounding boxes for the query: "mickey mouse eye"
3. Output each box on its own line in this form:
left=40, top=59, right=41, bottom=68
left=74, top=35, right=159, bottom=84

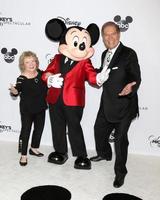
left=73, top=36, right=79, bottom=47
left=82, top=37, right=87, bottom=44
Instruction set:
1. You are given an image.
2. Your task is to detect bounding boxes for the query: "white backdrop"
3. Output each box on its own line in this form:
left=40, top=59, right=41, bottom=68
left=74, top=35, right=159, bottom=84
left=0, top=0, right=160, bottom=156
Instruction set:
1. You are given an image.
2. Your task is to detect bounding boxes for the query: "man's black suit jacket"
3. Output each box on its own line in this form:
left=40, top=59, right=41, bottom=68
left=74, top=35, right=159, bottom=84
left=99, top=42, right=141, bottom=123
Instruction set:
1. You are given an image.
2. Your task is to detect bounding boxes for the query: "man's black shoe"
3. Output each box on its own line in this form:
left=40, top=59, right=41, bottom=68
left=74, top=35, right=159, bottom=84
left=113, top=176, right=125, bottom=188
left=90, top=155, right=111, bottom=162
left=48, top=152, right=68, bottom=165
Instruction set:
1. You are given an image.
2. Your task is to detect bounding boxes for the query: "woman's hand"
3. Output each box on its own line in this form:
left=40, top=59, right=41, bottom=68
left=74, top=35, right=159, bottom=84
left=9, top=84, right=18, bottom=95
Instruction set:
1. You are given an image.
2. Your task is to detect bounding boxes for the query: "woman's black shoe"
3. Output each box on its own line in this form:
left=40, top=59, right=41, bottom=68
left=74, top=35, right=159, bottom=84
left=19, top=157, right=27, bottom=166
left=29, top=148, right=44, bottom=157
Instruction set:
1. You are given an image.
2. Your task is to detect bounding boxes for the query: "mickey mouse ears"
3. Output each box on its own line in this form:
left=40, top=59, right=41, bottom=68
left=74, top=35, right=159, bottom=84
left=87, top=23, right=100, bottom=46
left=45, top=18, right=66, bottom=41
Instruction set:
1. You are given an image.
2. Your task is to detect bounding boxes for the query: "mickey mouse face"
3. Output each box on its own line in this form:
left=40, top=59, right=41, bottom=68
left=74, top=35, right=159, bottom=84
left=59, top=27, right=94, bottom=61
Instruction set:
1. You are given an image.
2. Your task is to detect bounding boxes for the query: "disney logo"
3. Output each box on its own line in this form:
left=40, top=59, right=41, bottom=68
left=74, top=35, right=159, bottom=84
left=148, top=135, right=160, bottom=148
left=57, top=16, right=81, bottom=26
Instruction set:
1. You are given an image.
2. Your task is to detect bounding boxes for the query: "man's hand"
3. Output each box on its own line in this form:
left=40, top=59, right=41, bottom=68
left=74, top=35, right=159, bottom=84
left=47, top=73, right=64, bottom=88
left=96, top=66, right=111, bottom=86
left=118, top=81, right=136, bottom=96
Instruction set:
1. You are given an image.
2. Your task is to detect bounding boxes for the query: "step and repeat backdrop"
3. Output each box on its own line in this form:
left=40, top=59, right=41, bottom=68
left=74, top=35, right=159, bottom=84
left=0, top=0, right=160, bottom=156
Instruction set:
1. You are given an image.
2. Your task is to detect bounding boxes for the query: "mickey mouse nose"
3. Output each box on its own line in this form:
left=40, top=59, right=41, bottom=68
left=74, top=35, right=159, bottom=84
left=79, top=42, right=85, bottom=51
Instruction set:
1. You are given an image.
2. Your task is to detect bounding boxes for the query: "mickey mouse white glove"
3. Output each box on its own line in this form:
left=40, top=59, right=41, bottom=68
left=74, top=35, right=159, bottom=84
left=47, top=73, right=64, bottom=88
left=96, top=66, right=111, bottom=86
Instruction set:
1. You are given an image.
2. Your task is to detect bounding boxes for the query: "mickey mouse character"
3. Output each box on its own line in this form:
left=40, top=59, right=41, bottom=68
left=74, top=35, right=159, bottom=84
left=42, top=18, right=110, bottom=170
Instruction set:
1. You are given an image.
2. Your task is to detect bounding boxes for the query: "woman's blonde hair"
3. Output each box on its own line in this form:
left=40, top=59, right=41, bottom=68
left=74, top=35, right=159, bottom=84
left=19, top=51, right=39, bottom=72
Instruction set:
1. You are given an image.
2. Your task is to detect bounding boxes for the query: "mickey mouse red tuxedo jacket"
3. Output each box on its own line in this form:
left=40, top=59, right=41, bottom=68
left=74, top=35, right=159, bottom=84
left=42, top=54, right=97, bottom=106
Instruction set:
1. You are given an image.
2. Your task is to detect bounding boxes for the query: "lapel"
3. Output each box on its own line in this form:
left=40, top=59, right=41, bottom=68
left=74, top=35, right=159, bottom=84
left=102, top=50, right=107, bottom=66
left=108, top=42, right=123, bottom=69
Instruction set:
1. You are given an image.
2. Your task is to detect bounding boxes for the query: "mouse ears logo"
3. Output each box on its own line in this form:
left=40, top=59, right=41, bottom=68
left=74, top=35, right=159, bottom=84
left=1, top=48, right=18, bottom=63
left=114, top=15, right=133, bottom=32
left=148, top=135, right=160, bottom=148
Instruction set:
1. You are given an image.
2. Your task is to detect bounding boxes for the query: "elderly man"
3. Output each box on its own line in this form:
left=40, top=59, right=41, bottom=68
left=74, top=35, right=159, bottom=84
left=90, top=21, right=141, bottom=188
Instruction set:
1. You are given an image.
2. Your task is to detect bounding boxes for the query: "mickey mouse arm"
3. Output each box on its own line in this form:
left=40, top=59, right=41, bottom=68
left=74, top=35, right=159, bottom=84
left=42, top=54, right=60, bottom=83
left=84, top=59, right=97, bottom=85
